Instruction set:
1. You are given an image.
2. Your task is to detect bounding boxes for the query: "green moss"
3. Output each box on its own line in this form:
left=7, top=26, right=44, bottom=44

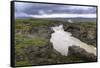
left=24, top=38, right=47, bottom=46
left=15, top=19, right=58, bottom=27
left=15, top=34, right=48, bottom=57
left=15, top=61, right=31, bottom=66
left=15, top=34, right=48, bottom=46
left=79, top=22, right=96, bottom=28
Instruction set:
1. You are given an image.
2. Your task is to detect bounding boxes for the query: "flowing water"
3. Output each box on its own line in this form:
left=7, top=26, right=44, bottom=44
left=50, top=25, right=96, bottom=56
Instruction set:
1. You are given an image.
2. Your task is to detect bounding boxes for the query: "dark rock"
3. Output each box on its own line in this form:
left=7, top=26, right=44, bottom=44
left=68, top=46, right=97, bottom=62
left=16, top=54, right=25, bottom=62
left=66, top=26, right=80, bottom=32
left=28, top=27, right=38, bottom=34
left=63, top=24, right=96, bottom=46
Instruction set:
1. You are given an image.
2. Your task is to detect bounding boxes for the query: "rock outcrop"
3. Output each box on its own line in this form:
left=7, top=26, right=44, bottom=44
left=16, top=42, right=97, bottom=66
left=68, top=46, right=97, bottom=62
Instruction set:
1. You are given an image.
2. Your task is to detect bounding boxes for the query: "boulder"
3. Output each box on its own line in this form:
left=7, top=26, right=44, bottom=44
left=68, top=46, right=97, bottom=62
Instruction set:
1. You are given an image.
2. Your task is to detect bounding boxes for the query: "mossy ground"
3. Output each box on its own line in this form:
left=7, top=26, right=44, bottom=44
left=15, top=18, right=96, bottom=66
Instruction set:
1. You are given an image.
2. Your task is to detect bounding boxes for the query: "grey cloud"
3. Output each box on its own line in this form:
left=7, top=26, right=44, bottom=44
left=15, top=2, right=96, bottom=18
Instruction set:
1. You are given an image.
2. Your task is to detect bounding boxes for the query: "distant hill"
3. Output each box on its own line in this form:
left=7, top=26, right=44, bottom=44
left=36, top=18, right=96, bottom=23
left=16, top=17, right=96, bottom=23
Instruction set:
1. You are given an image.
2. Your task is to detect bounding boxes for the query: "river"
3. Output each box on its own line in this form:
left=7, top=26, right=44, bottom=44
left=50, top=24, right=96, bottom=56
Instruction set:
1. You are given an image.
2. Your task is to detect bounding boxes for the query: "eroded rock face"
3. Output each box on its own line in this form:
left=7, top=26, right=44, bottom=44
left=68, top=46, right=97, bottom=62
left=16, top=42, right=97, bottom=66
left=64, top=25, right=96, bottom=47
left=15, top=42, right=63, bottom=65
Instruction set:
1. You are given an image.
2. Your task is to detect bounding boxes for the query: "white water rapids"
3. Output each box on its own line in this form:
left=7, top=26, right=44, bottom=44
left=50, top=25, right=96, bottom=56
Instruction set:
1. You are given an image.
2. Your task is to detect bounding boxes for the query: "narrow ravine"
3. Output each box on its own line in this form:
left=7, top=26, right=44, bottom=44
left=50, top=24, right=96, bottom=56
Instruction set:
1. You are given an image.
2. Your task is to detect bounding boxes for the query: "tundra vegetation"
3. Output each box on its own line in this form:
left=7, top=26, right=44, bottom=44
left=15, top=18, right=97, bottom=66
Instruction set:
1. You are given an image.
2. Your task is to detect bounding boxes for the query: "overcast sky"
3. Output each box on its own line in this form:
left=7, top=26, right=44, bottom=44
left=15, top=2, right=97, bottom=18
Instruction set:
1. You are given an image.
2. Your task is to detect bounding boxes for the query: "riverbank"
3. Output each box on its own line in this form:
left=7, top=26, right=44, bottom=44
left=15, top=18, right=97, bottom=66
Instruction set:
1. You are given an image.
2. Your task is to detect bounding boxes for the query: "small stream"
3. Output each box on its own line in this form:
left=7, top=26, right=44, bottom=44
left=50, top=25, right=96, bottom=56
